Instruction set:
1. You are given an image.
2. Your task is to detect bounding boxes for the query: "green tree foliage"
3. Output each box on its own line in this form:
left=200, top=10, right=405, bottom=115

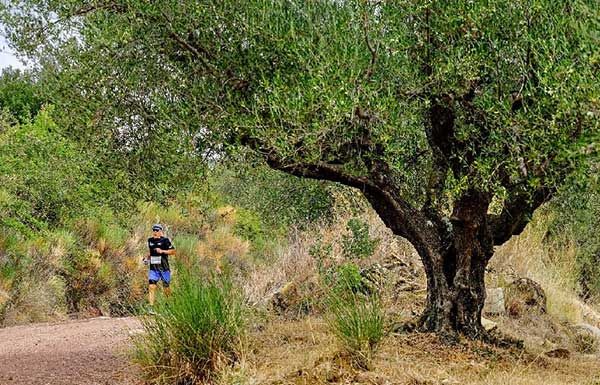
left=211, top=161, right=334, bottom=229
left=2, top=0, right=597, bottom=337
left=0, top=108, right=99, bottom=231
left=548, top=176, right=600, bottom=299
left=0, top=68, right=43, bottom=123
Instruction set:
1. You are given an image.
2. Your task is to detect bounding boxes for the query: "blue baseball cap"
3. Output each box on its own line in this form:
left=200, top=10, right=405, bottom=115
left=152, top=224, right=163, bottom=231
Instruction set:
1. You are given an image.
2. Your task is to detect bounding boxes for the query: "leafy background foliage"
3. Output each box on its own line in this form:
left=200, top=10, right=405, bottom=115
left=2, top=0, right=597, bottom=210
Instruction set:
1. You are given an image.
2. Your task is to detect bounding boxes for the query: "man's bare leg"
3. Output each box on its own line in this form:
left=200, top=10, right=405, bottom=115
left=149, top=284, right=157, bottom=305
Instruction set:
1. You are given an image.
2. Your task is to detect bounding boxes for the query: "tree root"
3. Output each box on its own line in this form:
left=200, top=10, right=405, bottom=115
left=482, top=329, right=524, bottom=349
left=390, top=317, right=524, bottom=350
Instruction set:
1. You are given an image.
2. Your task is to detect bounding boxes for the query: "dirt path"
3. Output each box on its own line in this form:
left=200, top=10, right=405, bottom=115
left=0, top=317, right=142, bottom=385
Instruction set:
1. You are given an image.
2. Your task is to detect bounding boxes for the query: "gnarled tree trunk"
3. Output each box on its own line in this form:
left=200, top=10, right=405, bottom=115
left=419, top=247, right=489, bottom=338
left=416, top=190, right=493, bottom=339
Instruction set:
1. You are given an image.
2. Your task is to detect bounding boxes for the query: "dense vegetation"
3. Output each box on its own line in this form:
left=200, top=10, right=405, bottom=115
left=0, top=64, right=597, bottom=381
left=0, top=1, right=598, bottom=381
left=549, top=178, right=600, bottom=300
left=0, top=68, right=337, bottom=324
left=2, top=0, right=597, bottom=338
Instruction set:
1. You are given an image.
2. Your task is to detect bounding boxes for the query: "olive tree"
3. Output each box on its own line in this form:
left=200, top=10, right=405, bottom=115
left=3, top=0, right=598, bottom=339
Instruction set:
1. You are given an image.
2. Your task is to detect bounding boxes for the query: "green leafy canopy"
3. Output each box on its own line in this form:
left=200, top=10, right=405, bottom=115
left=2, top=0, right=598, bottom=213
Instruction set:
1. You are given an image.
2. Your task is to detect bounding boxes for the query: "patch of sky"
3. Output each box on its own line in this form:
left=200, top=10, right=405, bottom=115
left=0, top=32, right=27, bottom=70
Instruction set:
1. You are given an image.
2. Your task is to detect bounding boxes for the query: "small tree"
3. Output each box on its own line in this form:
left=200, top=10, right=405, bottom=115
left=3, top=0, right=598, bottom=339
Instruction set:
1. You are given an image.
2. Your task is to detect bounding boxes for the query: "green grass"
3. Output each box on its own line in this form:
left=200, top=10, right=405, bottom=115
left=326, top=289, right=386, bottom=369
left=172, top=234, right=200, bottom=267
left=133, top=268, right=246, bottom=384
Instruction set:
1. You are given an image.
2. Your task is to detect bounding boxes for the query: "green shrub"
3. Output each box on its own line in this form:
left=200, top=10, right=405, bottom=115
left=545, top=177, right=600, bottom=299
left=59, top=250, right=113, bottom=313
left=72, top=209, right=129, bottom=254
left=133, top=269, right=245, bottom=384
left=0, top=262, right=16, bottom=283
left=0, top=68, right=43, bottom=123
left=234, top=208, right=264, bottom=242
left=0, top=229, right=24, bottom=267
left=0, top=108, right=99, bottom=227
left=334, top=262, right=368, bottom=295
left=310, top=239, right=333, bottom=273
left=234, top=208, right=280, bottom=260
left=212, top=162, right=334, bottom=229
left=326, top=290, right=385, bottom=370
left=319, top=260, right=370, bottom=298
left=342, top=218, right=379, bottom=260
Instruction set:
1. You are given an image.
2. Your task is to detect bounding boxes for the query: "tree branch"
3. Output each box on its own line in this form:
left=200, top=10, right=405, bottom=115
left=362, top=5, right=378, bottom=82
left=488, top=186, right=554, bottom=246
left=270, top=156, right=436, bottom=248
left=266, top=156, right=373, bottom=192
left=240, top=135, right=433, bottom=245
left=161, top=11, right=216, bottom=76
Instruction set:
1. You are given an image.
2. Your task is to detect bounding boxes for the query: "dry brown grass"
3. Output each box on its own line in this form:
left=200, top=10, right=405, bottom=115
left=243, top=227, right=318, bottom=308
left=219, top=316, right=600, bottom=385
left=241, top=209, right=425, bottom=311
left=1, top=277, right=68, bottom=325
left=225, top=205, right=600, bottom=385
left=197, top=226, right=250, bottom=268
left=490, top=211, right=588, bottom=326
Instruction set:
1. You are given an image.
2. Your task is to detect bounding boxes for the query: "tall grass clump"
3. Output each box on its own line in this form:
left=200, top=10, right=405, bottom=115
left=133, top=268, right=246, bottom=384
left=326, top=286, right=386, bottom=369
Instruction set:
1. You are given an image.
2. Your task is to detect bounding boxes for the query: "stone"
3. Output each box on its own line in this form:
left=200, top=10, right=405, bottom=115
left=481, top=317, right=498, bottom=332
left=271, top=281, right=298, bottom=314
left=579, top=303, right=600, bottom=328
left=270, top=279, right=316, bottom=316
left=571, top=323, right=600, bottom=354
left=574, top=323, right=600, bottom=338
left=483, top=287, right=505, bottom=315
left=505, top=277, right=547, bottom=317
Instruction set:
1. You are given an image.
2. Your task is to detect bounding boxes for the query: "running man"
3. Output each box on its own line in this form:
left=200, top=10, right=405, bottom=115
left=144, top=224, right=176, bottom=306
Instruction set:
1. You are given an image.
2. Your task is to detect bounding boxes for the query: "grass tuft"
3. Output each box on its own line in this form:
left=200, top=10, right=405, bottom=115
left=133, top=268, right=246, bottom=384
left=326, top=288, right=385, bottom=370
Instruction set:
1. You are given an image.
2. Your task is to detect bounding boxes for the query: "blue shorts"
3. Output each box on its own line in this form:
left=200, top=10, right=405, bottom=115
left=148, top=270, right=171, bottom=287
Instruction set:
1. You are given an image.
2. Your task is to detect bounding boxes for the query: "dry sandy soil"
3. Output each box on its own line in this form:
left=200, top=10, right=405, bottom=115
left=0, top=317, right=141, bottom=385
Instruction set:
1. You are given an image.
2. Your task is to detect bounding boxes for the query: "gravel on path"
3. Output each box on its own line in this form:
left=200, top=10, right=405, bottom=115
left=0, top=317, right=142, bottom=385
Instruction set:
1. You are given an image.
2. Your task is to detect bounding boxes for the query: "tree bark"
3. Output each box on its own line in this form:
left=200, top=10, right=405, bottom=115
left=417, top=190, right=493, bottom=339
left=418, top=246, right=489, bottom=339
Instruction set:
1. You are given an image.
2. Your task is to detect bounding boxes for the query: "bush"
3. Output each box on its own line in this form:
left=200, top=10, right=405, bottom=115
left=331, top=262, right=369, bottom=296
left=0, top=68, right=43, bottom=123
left=342, top=218, right=379, bottom=260
left=133, top=269, right=246, bottom=384
left=172, top=234, right=200, bottom=268
left=547, top=180, right=600, bottom=300
left=326, top=290, right=385, bottom=370
left=59, top=250, right=113, bottom=313
left=211, top=162, right=334, bottom=229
